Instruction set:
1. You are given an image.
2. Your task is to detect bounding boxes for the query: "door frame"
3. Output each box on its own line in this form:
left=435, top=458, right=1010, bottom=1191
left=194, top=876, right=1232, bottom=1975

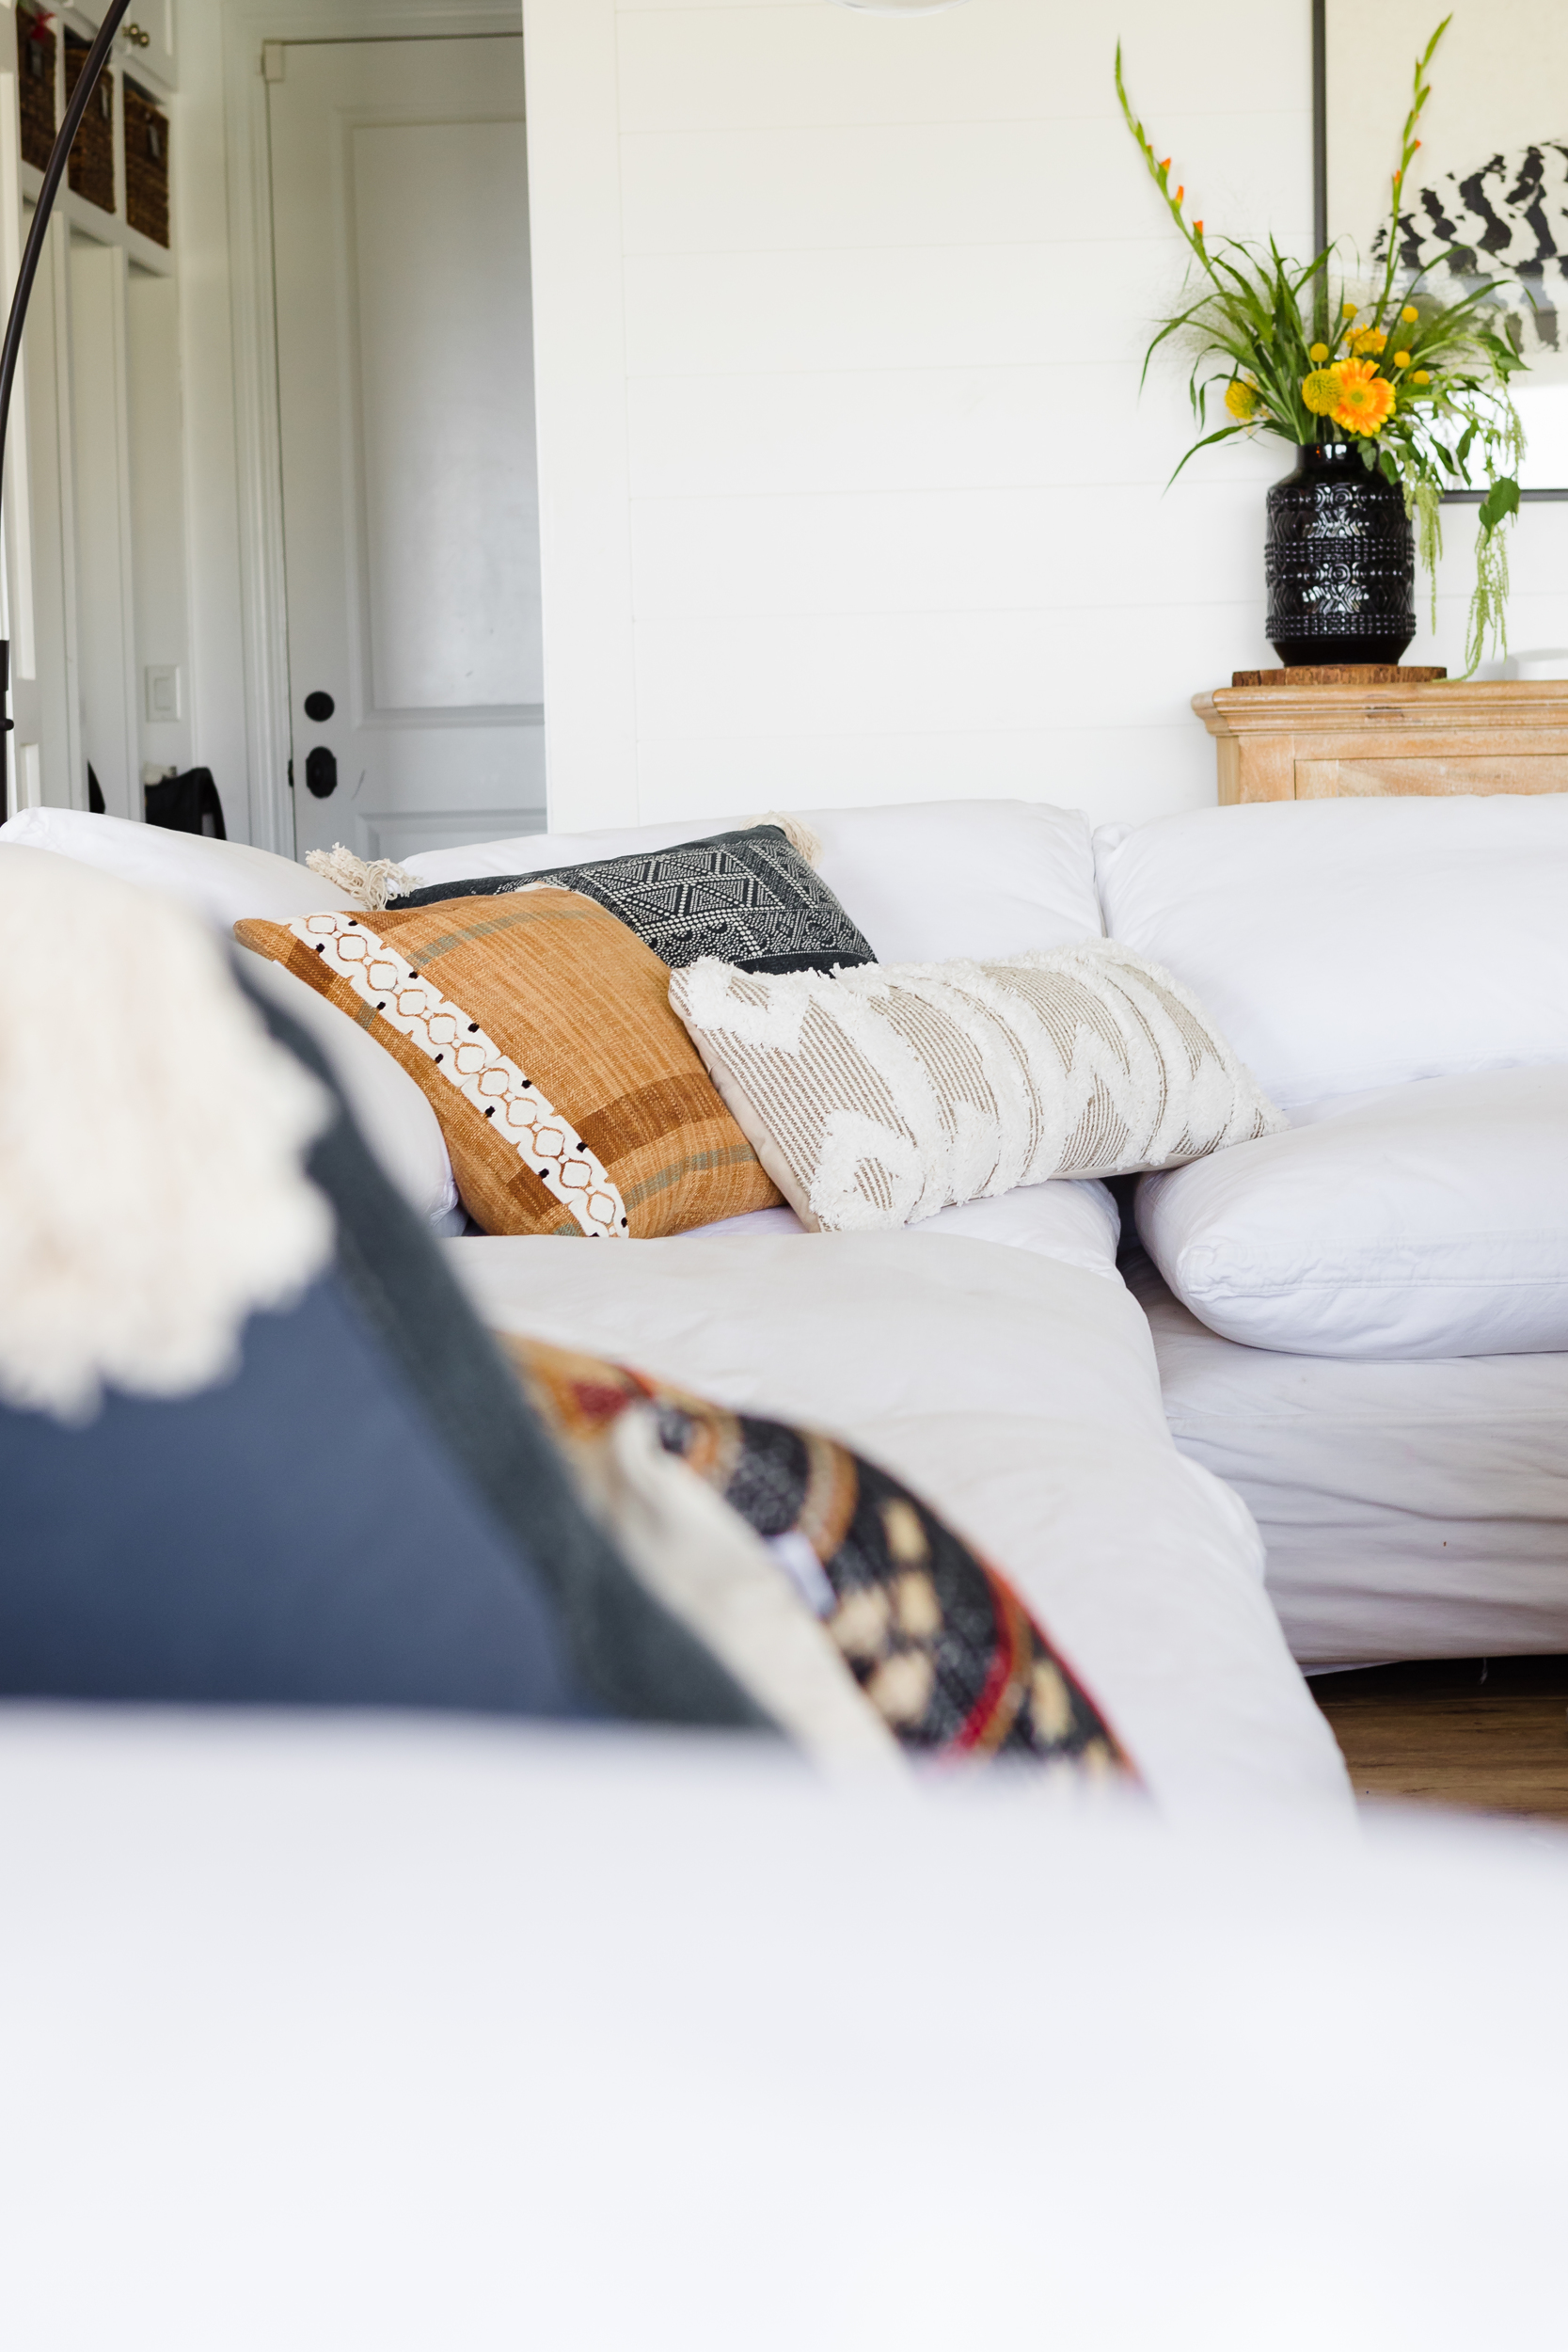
left=221, top=0, right=523, bottom=855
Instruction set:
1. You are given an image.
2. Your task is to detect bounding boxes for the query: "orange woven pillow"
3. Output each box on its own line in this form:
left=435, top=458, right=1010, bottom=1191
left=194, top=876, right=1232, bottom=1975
left=235, top=889, right=782, bottom=1237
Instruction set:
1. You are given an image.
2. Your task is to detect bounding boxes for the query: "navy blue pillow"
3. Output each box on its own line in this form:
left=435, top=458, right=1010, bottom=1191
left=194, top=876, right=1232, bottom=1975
left=0, top=982, right=772, bottom=1732
left=391, top=824, right=877, bottom=976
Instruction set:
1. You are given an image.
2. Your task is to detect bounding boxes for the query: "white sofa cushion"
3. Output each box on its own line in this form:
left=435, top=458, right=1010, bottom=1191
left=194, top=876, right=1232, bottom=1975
left=1095, top=796, right=1568, bottom=1107
left=0, top=807, right=345, bottom=930
left=452, top=1228, right=1352, bottom=1820
left=237, top=950, right=460, bottom=1228
left=403, top=799, right=1103, bottom=965
left=680, top=1175, right=1124, bottom=1277
left=0, top=814, right=460, bottom=1228
left=1137, top=1069, right=1568, bottom=1359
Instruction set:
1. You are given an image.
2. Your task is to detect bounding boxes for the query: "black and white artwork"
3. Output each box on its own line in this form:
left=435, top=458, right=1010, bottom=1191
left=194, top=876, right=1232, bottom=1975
left=1325, top=0, right=1568, bottom=491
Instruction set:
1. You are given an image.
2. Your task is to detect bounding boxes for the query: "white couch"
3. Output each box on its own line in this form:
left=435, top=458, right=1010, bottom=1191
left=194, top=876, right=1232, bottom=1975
left=1, top=803, right=1354, bottom=1819
left=25, top=790, right=1568, bottom=1748
left=407, top=788, right=1568, bottom=1674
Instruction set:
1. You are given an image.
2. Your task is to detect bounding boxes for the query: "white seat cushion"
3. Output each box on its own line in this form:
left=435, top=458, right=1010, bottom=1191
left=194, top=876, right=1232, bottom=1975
left=1095, top=796, right=1568, bottom=1107
left=0, top=807, right=345, bottom=930
left=1137, top=1069, right=1568, bottom=1359
left=403, top=799, right=1103, bottom=965
left=450, top=1229, right=1352, bottom=1820
left=0, top=816, right=461, bottom=1227
left=1131, top=1245, right=1568, bottom=1667
left=672, top=1176, right=1123, bottom=1277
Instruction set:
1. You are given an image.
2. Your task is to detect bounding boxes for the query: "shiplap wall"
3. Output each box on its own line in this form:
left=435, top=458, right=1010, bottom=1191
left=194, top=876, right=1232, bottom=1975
left=523, top=0, right=1568, bottom=834
left=523, top=0, right=1317, bottom=833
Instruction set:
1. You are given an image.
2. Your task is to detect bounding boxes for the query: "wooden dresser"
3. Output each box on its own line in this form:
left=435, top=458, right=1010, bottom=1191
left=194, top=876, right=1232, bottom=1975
left=1193, top=677, right=1568, bottom=803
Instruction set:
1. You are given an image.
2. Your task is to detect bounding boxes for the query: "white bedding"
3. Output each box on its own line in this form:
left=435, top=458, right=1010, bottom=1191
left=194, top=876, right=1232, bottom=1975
left=1130, top=1248, right=1568, bottom=1668
left=449, top=1229, right=1352, bottom=1820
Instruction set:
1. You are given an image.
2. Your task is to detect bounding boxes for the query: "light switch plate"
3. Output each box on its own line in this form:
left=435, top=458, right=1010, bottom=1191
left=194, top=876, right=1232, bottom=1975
left=144, top=664, right=182, bottom=723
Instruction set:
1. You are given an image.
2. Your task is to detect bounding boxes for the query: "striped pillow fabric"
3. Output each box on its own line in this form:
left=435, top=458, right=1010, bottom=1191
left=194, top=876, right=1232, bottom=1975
left=235, top=889, right=782, bottom=1237
left=671, top=941, right=1283, bottom=1233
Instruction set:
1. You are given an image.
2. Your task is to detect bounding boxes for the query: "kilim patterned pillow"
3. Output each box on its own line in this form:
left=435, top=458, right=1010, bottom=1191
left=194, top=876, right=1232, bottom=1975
left=671, top=940, right=1285, bottom=1232
left=389, top=825, right=877, bottom=975
left=507, top=1333, right=1133, bottom=1779
left=235, top=889, right=783, bottom=1237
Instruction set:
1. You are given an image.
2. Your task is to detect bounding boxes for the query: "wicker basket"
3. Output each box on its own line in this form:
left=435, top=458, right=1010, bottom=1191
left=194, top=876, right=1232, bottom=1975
left=124, top=80, right=169, bottom=247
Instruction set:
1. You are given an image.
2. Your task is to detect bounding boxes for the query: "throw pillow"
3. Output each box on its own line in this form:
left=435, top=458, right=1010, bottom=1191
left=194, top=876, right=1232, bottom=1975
left=510, top=1334, right=1132, bottom=1777
left=671, top=941, right=1284, bottom=1232
left=235, top=888, right=783, bottom=1236
left=389, top=824, right=877, bottom=975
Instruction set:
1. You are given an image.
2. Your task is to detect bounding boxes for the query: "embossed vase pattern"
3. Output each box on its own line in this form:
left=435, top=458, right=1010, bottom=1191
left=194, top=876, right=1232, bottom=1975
left=1264, top=441, right=1416, bottom=667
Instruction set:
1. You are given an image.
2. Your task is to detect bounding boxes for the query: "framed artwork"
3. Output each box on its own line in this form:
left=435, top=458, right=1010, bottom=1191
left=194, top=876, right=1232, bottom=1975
left=1318, top=0, right=1568, bottom=499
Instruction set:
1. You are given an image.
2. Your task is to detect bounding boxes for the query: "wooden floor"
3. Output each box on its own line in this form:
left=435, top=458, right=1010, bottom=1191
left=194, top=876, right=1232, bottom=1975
left=1314, top=1655, right=1568, bottom=1821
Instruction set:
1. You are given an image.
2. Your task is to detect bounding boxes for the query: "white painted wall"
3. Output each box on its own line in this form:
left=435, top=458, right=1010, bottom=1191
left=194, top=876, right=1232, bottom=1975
left=523, top=0, right=1568, bottom=834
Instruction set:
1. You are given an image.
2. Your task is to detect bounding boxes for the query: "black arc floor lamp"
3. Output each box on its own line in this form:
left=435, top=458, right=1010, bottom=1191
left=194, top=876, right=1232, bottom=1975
left=0, top=0, right=133, bottom=813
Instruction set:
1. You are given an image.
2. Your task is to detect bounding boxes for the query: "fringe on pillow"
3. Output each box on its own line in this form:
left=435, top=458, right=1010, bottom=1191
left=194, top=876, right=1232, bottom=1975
left=748, top=812, right=822, bottom=867
left=0, top=850, right=333, bottom=1423
left=305, top=843, right=418, bottom=911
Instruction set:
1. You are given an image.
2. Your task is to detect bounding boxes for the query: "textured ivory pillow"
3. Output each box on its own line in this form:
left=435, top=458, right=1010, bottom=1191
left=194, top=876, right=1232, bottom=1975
left=235, top=890, right=782, bottom=1237
left=671, top=942, right=1283, bottom=1233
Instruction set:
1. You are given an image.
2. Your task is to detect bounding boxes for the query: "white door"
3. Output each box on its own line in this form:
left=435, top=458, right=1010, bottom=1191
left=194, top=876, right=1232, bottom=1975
left=268, top=35, right=545, bottom=864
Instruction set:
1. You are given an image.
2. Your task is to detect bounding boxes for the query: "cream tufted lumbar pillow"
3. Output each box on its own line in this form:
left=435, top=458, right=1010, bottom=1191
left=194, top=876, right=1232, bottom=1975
left=671, top=943, right=1284, bottom=1233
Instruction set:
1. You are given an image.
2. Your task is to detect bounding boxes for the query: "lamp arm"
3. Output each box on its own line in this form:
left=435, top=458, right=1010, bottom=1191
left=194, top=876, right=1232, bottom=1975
left=1, top=0, right=134, bottom=787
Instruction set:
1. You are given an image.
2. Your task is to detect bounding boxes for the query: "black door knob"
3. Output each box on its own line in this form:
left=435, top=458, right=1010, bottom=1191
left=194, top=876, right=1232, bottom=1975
left=304, top=691, right=335, bottom=722
left=305, top=745, right=338, bottom=799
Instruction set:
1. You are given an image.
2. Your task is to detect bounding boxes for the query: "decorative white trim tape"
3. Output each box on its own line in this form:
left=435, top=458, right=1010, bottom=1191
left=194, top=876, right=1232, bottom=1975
left=290, top=912, right=627, bottom=1239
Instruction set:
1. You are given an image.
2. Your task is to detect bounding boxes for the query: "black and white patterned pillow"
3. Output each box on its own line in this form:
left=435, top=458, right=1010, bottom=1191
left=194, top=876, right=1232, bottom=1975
left=390, top=825, right=876, bottom=975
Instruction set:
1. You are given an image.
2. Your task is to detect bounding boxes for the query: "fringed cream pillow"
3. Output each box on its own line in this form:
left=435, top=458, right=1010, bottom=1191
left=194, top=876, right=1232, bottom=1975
left=671, top=942, right=1284, bottom=1233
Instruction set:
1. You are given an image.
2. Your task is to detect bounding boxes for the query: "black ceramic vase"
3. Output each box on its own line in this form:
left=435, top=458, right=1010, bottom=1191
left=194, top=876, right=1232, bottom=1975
left=1264, top=440, right=1415, bottom=667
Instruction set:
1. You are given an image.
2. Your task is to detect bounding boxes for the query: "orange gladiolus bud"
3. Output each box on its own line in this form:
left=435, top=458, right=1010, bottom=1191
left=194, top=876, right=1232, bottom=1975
left=1176, top=186, right=1183, bottom=201
left=1161, top=157, right=1171, bottom=169
left=1194, top=219, right=1203, bottom=233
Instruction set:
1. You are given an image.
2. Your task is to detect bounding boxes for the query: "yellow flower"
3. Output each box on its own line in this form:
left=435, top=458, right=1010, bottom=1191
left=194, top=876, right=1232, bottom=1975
left=1224, top=378, right=1259, bottom=421
left=1393, top=349, right=1411, bottom=368
left=1341, top=300, right=1358, bottom=317
left=1301, top=367, right=1342, bottom=415
left=1349, top=326, right=1387, bottom=356
left=1411, top=368, right=1431, bottom=384
left=1332, top=358, right=1396, bottom=436
left=1401, top=304, right=1419, bottom=324
left=1308, top=342, right=1329, bottom=362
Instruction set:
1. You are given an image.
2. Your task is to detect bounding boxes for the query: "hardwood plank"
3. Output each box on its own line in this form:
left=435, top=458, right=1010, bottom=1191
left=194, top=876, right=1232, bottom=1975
left=1314, top=1659, right=1568, bottom=1821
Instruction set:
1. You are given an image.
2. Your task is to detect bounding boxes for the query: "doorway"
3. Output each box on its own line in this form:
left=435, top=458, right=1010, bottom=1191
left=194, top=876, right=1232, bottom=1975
left=267, top=33, right=545, bottom=863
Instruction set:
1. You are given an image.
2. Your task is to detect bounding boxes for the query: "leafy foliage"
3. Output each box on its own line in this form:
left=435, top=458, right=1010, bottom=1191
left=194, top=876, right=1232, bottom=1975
left=1117, top=18, right=1527, bottom=673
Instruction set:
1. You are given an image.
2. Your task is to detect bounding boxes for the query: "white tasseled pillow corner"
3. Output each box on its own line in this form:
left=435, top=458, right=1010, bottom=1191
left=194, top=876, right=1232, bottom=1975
left=670, top=942, right=1282, bottom=1234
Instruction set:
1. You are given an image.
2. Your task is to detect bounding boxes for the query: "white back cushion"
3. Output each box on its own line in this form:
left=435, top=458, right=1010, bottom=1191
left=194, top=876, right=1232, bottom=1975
left=0, top=807, right=344, bottom=930
left=0, top=815, right=458, bottom=1228
left=1096, top=797, right=1568, bottom=1106
left=403, top=800, right=1102, bottom=963
left=1137, top=1069, right=1568, bottom=1359
left=236, top=950, right=459, bottom=1228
